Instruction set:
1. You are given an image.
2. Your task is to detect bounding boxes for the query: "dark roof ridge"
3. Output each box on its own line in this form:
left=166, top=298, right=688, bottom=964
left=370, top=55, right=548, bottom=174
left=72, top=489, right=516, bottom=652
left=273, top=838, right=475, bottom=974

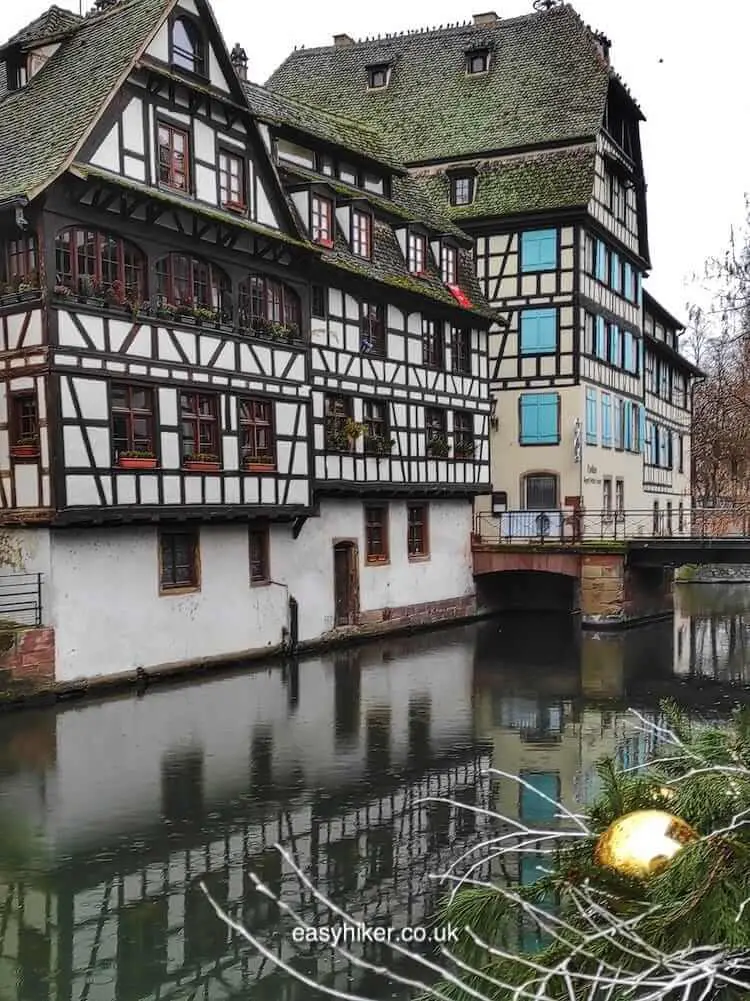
left=246, top=80, right=385, bottom=142
left=290, top=3, right=569, bottom=55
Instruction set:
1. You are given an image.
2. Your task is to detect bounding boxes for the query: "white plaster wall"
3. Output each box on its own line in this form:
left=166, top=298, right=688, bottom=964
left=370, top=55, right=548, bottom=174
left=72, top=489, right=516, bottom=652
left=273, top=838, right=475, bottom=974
left=273, top=498, right=475, bottom=642
left=9, top=633, right=474, bottom=851
left=48, top=525, right=288, bottom=682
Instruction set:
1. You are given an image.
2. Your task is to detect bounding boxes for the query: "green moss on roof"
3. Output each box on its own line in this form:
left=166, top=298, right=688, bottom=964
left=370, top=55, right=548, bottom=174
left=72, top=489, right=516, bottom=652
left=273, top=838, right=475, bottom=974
left=0, top=5, right=82, bottom=54
left=267, top=5, right=623, bottom=164
left=0, top=0, right=173, bottom=203
left=280, top=162, right=470, bottom=243
left=243, top=81, right=402, bottom=172
left=69, top=163, right=308, bottom=248
left=416, top=145, right=598, bottom=221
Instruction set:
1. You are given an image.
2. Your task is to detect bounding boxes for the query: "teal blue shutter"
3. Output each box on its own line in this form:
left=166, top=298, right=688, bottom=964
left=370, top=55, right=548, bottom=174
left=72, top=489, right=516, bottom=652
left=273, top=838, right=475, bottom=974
left=521, top=229, right=557, bottom=272
left=624, top=262, right=633, bottom=301
left=537, top=394, right=559, bottom=442
left=610, top=324, right=620, bottom=366
left=596, top=240, right=607, bottom=281
left=623, top=401, right=632, bottom=449
left=611, top=252, right=621, bottom=292
left=520, top=308, right=557, bottom=354
left=636, top=273, right=642, bottom=307
left=585, top=388, right=597, bottom=444
left=595, top=315, right=606, bottom=358
left=623, top=331, right=631, bottom=371
left=520, top=772, right=559, bottom=822
left=638, top=336, right=643, bottom=375
left=601, top=393, right=612, bottom=446
left=639, top=405, right=646, bottom=453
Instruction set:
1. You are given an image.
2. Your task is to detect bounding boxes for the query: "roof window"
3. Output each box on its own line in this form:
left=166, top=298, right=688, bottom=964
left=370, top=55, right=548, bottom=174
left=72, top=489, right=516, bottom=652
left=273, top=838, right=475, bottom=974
left=367, top=63, right=390, bottom=90
left=466, top=48, right=490, bottom=74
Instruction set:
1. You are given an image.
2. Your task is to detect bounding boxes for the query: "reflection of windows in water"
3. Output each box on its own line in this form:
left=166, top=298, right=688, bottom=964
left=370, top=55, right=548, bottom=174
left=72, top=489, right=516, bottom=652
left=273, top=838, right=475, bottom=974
left=334, top=655, right=361, bottom=746
left=250, top=728, right=273, bottom=796
left=455, top=784, right=477, bottom=836
left=244, top=847, right=282, bottom=929
left=492, top=696, right=563, bottom=741
left=161, top=746, right=204, bottom=821
left=366, top=824, right=394, bottom=883
left=18, top=926, right=51, bottom=1001
left=427, top=800, right=451, bottom=851
left=519, top=854, right=555, bottom=953
left=184, top=869, right=228, bottom=965
left=116, top=897, right=168, bottom=1000
left=408, top=696, right=431, bottom=764
left=519, top=771, right=560, bottom=823
left=326, top=835, right=361, bottom=895
left=365, top=708, right=391, bottom=774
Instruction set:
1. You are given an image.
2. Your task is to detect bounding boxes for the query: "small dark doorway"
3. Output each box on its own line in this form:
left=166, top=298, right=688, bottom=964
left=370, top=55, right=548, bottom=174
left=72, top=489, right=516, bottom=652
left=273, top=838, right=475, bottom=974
left=333, top=541, right=359, bottom=626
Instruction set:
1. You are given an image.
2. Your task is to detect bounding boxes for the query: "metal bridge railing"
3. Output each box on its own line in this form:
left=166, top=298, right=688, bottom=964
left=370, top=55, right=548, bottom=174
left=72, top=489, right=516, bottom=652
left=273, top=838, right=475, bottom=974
left=0, top=573, right=43, bottom=627
left=472, top=508, right=750, bottom=546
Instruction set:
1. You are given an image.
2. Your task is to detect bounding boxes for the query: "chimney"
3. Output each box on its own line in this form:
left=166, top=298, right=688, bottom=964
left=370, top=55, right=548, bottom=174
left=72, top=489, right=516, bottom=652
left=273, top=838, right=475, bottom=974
left=593, top=31, right=611, bottom=66
left=473, top=11, right=499, bottom=25
left=230, top=43, right=248, bottom=81
left=92, top=0, right=118, bottom=9
left=333, top=33, right=355, bottom=48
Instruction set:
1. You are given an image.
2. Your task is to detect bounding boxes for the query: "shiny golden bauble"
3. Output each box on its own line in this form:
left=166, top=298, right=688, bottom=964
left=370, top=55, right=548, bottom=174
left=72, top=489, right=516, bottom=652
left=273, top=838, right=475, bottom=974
left=594, top=809, right=698, bottom=879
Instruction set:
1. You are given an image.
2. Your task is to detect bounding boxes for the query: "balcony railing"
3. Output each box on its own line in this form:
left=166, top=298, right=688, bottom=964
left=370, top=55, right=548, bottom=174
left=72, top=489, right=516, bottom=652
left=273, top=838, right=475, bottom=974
left=473, top=507, right=750, bottom=546
left=0, top=572, right=42, bottom=627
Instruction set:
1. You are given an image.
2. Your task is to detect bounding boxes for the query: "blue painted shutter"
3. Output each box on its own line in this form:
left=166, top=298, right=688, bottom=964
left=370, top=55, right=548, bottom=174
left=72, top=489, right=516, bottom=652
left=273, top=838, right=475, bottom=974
left=611, top=251, right=621, bottom=292
left=520, top=394, right=559, bottom=444
left=624, top=261, right=633, bottom=301
left=520, top=308, right=557, bottom=354
left=622, top=331, right=631, bottom=371
left=636, top=273, right=642, bottom=307
left=610, top=324, right=620, bottom=366
left=585, top=388, right=597, bottom=444
left=537, top=394, right=559, bottom=442
left=639, top=406, right=646, bottom=453
left=595, top=315, right=606, bottom=358
left=638, top=336, right=644, bottom=375
left=623, top=401, right=632, bottom=450
left=521, top=229, right=557, bottom=272
left=601, top=393, right=612, bottom=446
left=596, top=240, right=607, bottom=281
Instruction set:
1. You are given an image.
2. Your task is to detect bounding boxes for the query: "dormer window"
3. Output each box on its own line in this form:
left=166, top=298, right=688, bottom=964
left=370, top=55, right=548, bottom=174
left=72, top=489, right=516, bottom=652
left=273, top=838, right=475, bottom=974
left=367, top=63, right=390, bottom=90
left=466, top=48, right=490, bottom=74
left=441, top=243, right=457, bottom=285
left=352, top=209, right=372, bottom=259
left=171, top=16, right=205, bottom=75
left=312, top=194, right=334, bottom=246
left=450, top=175, right=475, bottom=206
left=407, top=231, right=427, bottom=275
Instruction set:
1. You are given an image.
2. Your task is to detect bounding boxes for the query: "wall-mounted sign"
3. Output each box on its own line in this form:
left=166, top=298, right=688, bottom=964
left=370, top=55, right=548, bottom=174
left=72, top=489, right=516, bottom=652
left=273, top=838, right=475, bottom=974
left=492, top=491, right=508, bottom=513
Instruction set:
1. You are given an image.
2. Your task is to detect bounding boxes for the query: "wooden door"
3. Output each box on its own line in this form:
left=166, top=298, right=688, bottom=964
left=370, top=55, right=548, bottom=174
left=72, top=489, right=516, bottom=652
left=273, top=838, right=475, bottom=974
left=333, top=542, right=358, bottom=626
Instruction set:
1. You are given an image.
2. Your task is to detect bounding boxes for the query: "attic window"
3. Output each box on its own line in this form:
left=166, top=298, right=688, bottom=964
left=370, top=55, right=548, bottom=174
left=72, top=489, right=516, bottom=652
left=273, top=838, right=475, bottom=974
left=451, top=175, right=474, bottom=206
left=171, top=16, right=205, bottom=76
left=367, top=64, right=390, bottom=90
left=466, top=49, right=490, bottom=74
left=6, top=55, right=28, bottom=90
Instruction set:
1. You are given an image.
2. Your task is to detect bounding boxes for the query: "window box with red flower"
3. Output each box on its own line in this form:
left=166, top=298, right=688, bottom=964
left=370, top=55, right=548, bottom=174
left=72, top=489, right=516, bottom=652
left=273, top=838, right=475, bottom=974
left=117, top=450, right=158, bottom=470
left=10, top=435, right=39, bottom=459
left=183, top=452, right=221, bottom=472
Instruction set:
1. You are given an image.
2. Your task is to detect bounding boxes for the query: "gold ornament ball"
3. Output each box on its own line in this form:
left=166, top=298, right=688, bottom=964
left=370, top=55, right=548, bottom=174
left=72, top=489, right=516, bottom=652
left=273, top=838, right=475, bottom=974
left=594, top=809, right=698, bottom=879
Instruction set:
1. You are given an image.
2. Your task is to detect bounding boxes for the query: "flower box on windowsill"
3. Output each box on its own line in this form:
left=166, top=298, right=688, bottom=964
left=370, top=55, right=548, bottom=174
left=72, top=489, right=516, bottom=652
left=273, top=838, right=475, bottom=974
left=223, top=200, right=247, bottom=214
left=118, top=456, right=158, bottom=470
left=316, top=238, right=335, bottom=249
left=244, top=459, right=276, bottom=472
left=184, top=459, right=221, bottom=472
left=10, top=444, right=39, bottom=459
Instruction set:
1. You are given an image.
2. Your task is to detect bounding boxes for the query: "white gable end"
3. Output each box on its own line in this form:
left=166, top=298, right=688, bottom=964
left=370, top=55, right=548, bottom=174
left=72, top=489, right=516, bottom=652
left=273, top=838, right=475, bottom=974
left=90, top=124, right=120, bottom=172
left=146, top=21, right=169, bottom=61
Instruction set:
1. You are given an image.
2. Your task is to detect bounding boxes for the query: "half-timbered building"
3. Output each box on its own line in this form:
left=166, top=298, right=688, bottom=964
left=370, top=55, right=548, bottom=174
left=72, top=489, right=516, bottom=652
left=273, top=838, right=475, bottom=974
left=267, top=0, right=700, bottom=538
left=0, top=0, right=492, bottom=683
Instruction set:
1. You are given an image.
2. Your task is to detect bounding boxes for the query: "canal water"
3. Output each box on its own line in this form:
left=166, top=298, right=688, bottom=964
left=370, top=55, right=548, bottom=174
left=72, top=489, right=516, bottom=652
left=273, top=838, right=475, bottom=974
left=1, top=583, right=749, bottom=1001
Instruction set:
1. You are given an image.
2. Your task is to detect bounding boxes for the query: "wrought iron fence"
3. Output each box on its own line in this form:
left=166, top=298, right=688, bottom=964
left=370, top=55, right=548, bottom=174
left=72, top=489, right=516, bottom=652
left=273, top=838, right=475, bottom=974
left=0, top=573, right=42, bottom=627
left=473, top=507, right=750, bottom=546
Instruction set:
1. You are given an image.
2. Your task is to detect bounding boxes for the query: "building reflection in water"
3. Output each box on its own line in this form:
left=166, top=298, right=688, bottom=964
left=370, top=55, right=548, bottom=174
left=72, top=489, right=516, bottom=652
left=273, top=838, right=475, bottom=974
left=1, top=586, right=748, bottom=1000
left=674, top=583, right=750, bottom=685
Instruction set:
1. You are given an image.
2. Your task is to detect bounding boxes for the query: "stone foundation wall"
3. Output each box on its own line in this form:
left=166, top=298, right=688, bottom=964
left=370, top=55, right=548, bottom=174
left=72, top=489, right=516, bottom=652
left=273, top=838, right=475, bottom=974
left=580, top=555, right=673, bottom=627
left=357, top=594, right=477, bottom=630
left=0, top=627, right=55, bottom=684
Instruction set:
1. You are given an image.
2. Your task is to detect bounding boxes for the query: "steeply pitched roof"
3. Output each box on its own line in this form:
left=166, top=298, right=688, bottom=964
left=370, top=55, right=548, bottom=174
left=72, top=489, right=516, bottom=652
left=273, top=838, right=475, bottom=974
left=243, top=81, right=403, bottom=172
left=266, top=4, right=627, bottom=164
left=0, top=0, right=173, bottom=204
left=415, top=145, right=598, bottom=222
left=0, top=5, right=82, bottom=55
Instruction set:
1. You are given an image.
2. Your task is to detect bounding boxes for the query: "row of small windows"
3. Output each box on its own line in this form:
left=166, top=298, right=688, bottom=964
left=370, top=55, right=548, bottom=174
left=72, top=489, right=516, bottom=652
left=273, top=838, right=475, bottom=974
left=583, top=311, right=640, bottom=374
left=324, top=394, right=477, bottom=460
left=366, top=48, right=490, bottom=93
left=583, top=233, right=641, bottom=304
left=584, top=388, right=643, bottom=453
left=645, top=351, right=688, bottom=408
left=645, top=420, right=685, bottom=472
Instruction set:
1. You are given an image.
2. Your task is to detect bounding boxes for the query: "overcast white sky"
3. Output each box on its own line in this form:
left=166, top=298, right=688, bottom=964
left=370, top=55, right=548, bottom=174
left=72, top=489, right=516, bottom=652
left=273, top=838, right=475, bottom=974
left=3, top=0, right=748, bottom=321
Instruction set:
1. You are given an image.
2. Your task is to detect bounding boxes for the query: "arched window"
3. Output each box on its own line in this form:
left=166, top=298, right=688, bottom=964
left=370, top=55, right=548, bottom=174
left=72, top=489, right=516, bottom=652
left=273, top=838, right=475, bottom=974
left=155, top=254, right=232, bottom=320
left=55, top=227, right=145, bottom=302
left=171, top=17, right=205, bottom=75
left=238, top=274, right=300, bottom=335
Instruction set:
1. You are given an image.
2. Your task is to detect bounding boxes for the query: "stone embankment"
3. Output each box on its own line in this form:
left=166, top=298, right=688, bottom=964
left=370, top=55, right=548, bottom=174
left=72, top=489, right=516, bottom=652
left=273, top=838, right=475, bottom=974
left=675, top=565, right=750, bottom=583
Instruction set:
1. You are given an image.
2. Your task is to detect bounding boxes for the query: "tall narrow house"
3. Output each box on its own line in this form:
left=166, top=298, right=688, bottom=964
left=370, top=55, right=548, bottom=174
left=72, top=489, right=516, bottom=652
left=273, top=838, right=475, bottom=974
left=267, top=1, right=700, bottom=537
left=0, top=0, right=492, bottom=684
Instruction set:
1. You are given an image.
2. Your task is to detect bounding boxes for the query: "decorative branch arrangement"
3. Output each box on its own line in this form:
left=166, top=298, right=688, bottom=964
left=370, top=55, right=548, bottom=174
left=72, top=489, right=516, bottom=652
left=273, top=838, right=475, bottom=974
left=200, top=700, right=750, bottom=1000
